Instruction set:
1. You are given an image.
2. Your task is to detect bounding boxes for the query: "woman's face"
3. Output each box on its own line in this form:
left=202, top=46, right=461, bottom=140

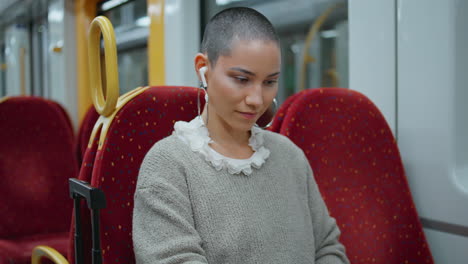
left=205, top=39, right=281, bottom=133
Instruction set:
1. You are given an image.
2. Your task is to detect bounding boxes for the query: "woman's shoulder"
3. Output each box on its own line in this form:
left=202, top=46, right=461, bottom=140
left=262, top=130, right=304, bottom=156
left=137, top=134, right=191, bottom=189
left=261, top=130, right=309, bottom=168
left=144, top=134, right=185, bottom=161
left=139, top=135, right=187, bottom=173
left=261, top=130, right=311, bottom=178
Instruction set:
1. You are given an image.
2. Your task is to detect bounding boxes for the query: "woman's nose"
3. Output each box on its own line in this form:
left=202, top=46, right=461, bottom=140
left=245, top=85, right=263, bottom=108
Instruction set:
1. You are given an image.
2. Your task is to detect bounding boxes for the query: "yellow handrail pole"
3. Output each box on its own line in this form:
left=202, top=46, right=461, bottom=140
left=88, top=16, right=119, bottom=117
left=75, top=0, right=99, bottom=123
left=147, top=0, right=165, bottom=85
left=299, top=3, right=344, bottom=91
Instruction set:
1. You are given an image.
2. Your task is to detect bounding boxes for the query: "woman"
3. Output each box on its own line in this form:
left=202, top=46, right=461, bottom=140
left=133, top=7, right=349, bottom=264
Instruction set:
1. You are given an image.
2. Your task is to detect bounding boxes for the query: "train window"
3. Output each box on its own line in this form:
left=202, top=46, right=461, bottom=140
left=202, top=0, right=348, bottom=104
left=0, top=0, right=50, bottom=98
left=31, top=17, right=48, bottom=97
left=99, top=0, right=148, bottom=30
left=118, top=47, right=148, bottom=94
left=99, top=0, right=149, bottom=94
left=2, top=23, right=33, bottom=97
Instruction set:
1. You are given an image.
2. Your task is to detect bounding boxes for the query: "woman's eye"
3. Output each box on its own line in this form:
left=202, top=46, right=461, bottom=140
left=264, top=80, right=278, bottom=86
left=235, top=76, right=249, bottom=83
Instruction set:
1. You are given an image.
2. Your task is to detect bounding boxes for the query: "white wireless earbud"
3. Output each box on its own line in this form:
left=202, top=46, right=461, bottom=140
left=199, top=66, right=208, bottom=88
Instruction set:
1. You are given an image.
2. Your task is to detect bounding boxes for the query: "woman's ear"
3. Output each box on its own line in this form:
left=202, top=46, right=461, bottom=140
left=194, top=53, right=209, bottom=84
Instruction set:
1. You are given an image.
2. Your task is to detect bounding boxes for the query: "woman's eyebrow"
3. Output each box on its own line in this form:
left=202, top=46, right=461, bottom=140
left=267, top=72, right=280, bottom=77
left=230, top=67, right=255, bottom=76
left=229, top=67, right=280, bottom=77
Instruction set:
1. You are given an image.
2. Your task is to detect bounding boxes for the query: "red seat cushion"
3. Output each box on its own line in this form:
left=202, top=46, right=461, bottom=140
left=281, top=88, right=434, bottom=264
left=0, top=232, right=69, bottom=264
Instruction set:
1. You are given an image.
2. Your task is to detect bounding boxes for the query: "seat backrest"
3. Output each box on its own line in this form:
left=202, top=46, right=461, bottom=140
left=76, top=106, right=100, bottom=166
left=47, top=99, right=75, bottom=138
left=281, top=88, right=434, bottom=264
left=73, top=86, right=202, bottom=263
left=0, top=96, right=77, bottom=239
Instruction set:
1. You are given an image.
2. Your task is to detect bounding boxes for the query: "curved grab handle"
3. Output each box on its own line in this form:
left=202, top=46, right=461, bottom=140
left=31, top=246, right=69, bottom=264
left=299, top=3, right=344, bottom=91
left=88, top=16, right=119, bottom=117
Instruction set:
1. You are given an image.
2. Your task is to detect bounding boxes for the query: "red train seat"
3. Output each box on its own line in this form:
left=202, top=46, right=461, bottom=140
left=0, top=96, right=78, bottom=264
left=280, top=88, right=434, bottom=264
left=67, top=86, right=203, bottom=264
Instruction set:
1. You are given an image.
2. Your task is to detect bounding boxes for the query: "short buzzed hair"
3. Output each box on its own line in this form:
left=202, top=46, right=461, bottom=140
left=201, top=7, right=280, bottom=66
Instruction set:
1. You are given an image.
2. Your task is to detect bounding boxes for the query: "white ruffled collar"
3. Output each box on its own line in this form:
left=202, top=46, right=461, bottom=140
left=173, top=116, right=270, bottom=175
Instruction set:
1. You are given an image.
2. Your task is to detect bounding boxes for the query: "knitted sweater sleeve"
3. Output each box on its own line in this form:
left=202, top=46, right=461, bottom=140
left=303, top=154, right=350, bottom=264
left=133, top=147, right=208, bottom=264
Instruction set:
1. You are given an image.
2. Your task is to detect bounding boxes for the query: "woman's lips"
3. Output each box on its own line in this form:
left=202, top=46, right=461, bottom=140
left=237, top=111, right=257, bottom=120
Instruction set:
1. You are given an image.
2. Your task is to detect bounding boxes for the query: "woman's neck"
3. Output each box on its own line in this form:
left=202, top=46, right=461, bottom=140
left=201, top=107, right=254, bottom=159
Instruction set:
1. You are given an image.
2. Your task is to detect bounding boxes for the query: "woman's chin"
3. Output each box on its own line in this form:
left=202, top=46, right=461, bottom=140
left=231, top=119, right=256, bottom=132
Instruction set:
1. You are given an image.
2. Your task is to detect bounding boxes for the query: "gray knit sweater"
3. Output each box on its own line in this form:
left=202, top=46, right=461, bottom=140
left=133, top=130, right=349, bottom=264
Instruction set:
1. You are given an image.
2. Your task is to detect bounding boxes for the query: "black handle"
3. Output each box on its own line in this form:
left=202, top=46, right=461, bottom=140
left=69, top=178, right=106, bottom=264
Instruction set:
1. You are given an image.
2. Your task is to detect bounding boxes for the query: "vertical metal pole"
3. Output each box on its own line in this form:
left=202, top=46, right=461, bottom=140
left=74, top=195, right=83, bottom=264
left=91, top=209, right=102, bottom=264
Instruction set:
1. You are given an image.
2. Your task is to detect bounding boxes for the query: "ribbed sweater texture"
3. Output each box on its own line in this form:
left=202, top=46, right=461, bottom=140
left=133, top=130, right=349, bottom=264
